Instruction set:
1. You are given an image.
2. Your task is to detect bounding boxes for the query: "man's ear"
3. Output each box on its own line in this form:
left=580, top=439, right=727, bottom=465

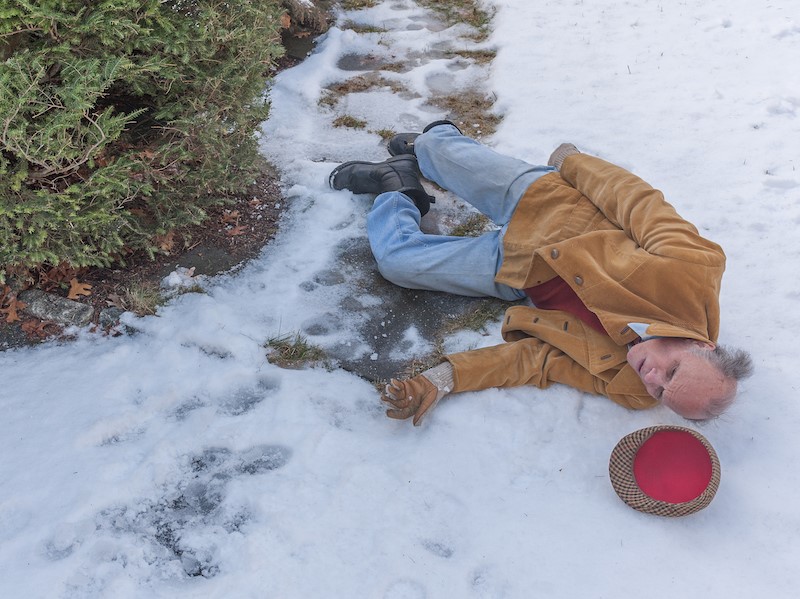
left=692, top=340, right=715, bottom=351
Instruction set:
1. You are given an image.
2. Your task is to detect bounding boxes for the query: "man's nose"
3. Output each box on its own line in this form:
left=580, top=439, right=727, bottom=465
left=643, top=367, right=664, bottom=385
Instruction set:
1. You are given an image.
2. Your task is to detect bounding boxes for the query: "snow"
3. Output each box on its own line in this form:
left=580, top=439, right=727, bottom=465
left=2, top=0, right=799, bottom=597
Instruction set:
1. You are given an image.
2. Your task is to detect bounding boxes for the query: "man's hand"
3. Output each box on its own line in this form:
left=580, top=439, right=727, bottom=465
left=383, top=375, right=444, bottom=426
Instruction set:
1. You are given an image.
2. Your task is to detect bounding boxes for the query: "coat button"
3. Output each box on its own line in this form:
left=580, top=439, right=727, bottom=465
left=574, top=275, right=584, bottom=285
left=550, top=249, right=559, bottom=259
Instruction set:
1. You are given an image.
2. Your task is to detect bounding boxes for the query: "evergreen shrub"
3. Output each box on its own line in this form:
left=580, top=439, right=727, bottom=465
left=0, top=0, right=285, bottom=280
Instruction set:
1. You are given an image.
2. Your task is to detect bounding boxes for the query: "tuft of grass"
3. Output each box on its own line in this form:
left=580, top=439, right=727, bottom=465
left=450, top=213, right=491, bottom=237
left=440, top=299, right=508, bottom=337
left=399, top=342, right=448, bottom=380
left=340, top=0, right=378, bottom=10
left=320, top=74, right=407, bottom=108
left=175, top=283, right=206, bottom=296
left=370, top=128, right=397, bottom=141
left=429, top=89, right=501, bottom=137
left=342, top=20, right=387, bottom=34
left=333, top=115, right=368, bottom=129
left=446, top=48, right=497, bottom=64
left=123, top=281, right=163, bottom=316
left=417, top=0, right=495, bottom=41
left=391, top=298, right=509, bottom=382
left=318, top=94, right=337, bottom=109
left=265, top=332, right=328, bottom=369
left=378, top=62, right=409, bottom=73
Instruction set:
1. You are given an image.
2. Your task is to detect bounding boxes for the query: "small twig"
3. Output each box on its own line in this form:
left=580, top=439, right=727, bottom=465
left=0, top=27, right=43, bottom=39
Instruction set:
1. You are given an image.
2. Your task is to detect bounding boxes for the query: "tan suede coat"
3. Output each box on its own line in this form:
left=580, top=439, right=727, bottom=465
left=446, top=153, right=726, bottom=410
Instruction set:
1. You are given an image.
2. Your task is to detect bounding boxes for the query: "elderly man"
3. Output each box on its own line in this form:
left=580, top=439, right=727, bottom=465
left=329, top=121, right=753, bottom=424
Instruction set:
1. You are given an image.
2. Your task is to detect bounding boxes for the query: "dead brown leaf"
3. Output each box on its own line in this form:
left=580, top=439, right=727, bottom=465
left=67, top=278, right=93, bottom=300
left=154, top=230, right=176, bottom=253
left=21, top=319, right=59, bottom=340
left=221, top=210, right=240, bottom=224
left=226, top=225, right=248, bottom=237
left=105, top=293, right=126, bottom=309
left=38, top=263, right=80, bottom=291
left=1, top=296, right=25, bottom=323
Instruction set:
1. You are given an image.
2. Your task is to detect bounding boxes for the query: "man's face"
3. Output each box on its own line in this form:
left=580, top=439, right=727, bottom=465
left=626, top=337, right=733, bottom=419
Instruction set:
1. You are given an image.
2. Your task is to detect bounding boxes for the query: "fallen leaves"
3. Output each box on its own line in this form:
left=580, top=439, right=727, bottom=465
left=67, top=278, right=92, bottom=300
left=1, top=285, right=61, bottom=338
left=20, top=319, right=59, bottom=340
left=226, top=225, right=248, bottom=237
left=221, top=209, right=248, bottom=237
left=154, top=230, right=177, bottom=254
left=221, top=210, right=240, bottom=224
left=0, top=286, right=26, bottom=323
left=105, top=292, right=127, bottom=310
left=38, top=262, right=82, bottom=292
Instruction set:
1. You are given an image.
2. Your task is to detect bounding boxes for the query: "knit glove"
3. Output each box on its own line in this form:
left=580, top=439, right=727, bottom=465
left=547, top=143, right=580, bottom=170
left=382, top=362, right=454, bottom=426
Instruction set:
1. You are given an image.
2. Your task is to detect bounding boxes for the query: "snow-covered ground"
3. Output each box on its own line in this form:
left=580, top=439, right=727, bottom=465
left=2, top=1, right=799, bottom=597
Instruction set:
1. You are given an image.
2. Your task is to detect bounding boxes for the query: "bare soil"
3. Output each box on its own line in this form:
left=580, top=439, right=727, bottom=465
left=82, top=165, right=288, bottom=314
left=1, top=51, right=309, bottom=347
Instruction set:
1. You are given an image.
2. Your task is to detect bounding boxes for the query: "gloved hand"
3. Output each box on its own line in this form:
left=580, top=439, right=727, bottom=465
left=547, top=143, right=580, bottom=170
left=383, top=375, right=442, bottom=426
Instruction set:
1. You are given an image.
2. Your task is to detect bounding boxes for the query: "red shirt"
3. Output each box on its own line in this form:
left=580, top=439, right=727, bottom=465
left=524, top=277, right=607, bottom=335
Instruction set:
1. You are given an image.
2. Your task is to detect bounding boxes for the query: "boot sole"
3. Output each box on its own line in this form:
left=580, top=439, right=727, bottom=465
left=328, top=155, right=416, bottom=190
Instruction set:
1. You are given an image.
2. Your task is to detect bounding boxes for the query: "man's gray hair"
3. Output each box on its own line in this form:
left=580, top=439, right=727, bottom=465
left=692, top=344, right=754, bottom=419
left=704, top=344, right=754, bottom=381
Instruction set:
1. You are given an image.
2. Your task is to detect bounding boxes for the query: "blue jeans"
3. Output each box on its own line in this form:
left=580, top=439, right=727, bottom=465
left=366, top=124, right=555, bottom=300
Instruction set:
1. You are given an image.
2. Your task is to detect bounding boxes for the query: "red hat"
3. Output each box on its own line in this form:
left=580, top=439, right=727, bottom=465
left=609, top=425, right=721, bottom=517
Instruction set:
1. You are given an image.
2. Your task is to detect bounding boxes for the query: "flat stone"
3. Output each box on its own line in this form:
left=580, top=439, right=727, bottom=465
left=99, top=307, right=126, bottom=329
left=19, top=290, right=94, bottom=327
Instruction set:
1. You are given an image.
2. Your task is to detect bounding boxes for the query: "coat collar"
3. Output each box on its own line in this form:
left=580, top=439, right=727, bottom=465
left=643, top=322, right=714, bottom=344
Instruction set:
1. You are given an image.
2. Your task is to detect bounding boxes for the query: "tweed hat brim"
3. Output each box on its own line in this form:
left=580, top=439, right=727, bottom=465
left=609, top=425, right=721, bottom=517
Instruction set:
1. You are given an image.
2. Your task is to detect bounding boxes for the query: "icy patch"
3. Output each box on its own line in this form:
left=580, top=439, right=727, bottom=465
left=161, top=267, right=205, bottom=295
left=87, top=444, right=291, bottom=581
left=388, top=325, right=434, bottom=360
left=441, top=326, right=499, bottom=355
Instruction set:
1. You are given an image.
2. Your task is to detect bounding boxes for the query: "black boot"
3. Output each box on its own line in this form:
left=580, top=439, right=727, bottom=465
left=387, top=120, right=463, bottom=156
left=386, top=133, right=419, bottom=157
left=329, top=155, right=435, bottom=216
